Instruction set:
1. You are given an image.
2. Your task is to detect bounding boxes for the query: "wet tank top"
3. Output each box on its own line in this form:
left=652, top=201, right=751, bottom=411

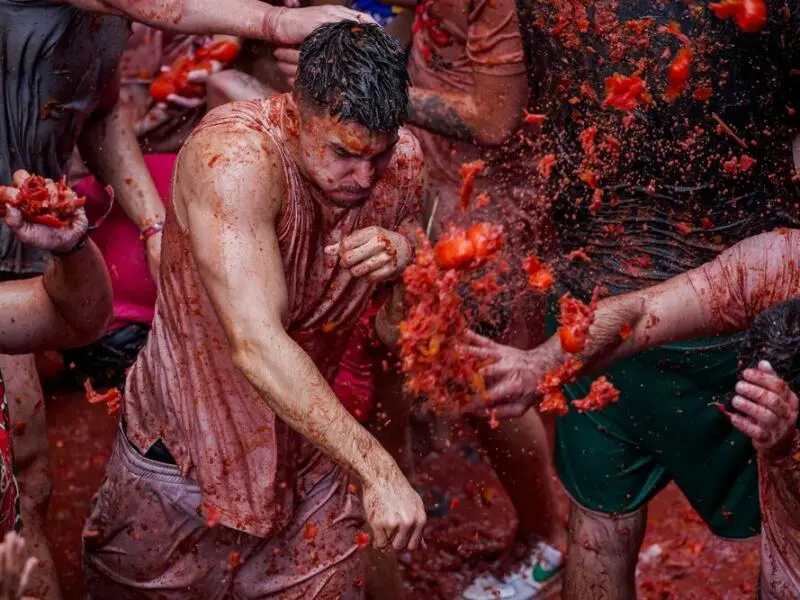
left=124, top=96, right=423, bottom=537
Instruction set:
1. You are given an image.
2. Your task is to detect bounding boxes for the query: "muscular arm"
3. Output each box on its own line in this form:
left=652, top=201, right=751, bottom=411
left=408, top=76, right=527, bottom=146
left=177, top=126, right=403, bottom=485
left=64, top=0, right=366, bottom=45
left=0, top=244, right=113, bottom=354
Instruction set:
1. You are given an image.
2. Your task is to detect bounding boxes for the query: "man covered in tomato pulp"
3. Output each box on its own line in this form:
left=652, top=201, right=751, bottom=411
left=83, top=22, right=427, bottom=599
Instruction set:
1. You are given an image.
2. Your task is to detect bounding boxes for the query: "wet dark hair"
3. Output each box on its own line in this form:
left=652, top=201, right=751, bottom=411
left=295, top=21, right=409, bottom=132
left=739, top=298, right=800, bottom=391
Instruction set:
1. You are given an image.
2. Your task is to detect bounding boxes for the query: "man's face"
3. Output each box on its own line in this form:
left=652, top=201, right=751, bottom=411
left=295, top=108, right=398, bottom=207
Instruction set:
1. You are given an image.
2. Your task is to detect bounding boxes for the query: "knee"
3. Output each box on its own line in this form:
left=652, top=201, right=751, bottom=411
left=567, top=503, right=647, bottom=559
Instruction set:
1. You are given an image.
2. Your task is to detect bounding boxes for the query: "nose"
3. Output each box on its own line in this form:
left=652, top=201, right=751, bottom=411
left=352, top=160, right=375, bottom=189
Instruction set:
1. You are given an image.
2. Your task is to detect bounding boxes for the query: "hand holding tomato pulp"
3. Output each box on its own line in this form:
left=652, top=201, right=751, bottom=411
left=1, top=172, right=85, bottom=228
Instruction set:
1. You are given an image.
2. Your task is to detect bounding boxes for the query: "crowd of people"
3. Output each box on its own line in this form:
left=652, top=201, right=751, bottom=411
left=0, top=0, right=798, bottom=599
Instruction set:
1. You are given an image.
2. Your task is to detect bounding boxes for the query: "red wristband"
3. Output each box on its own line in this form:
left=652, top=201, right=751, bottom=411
left=139, top=222, right=164, bottom=241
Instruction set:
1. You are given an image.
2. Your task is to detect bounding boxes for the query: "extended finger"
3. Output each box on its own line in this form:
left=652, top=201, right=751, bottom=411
left=464, top=329, right=496, bottom=348
left=743, top=367, right=791, bottom=397
left=341, top=238, right=384, bottom=268
left=0, top=186, right=19, bottom=205
left=372, top=524, right=389, bottom=550
left=351, top=253, right=391, bottom=278
left=407, top=519, right=425, bottom=551
left=365, top=264, right=396, bottom=283
left=391, top=522, right=412, bottom=551
left=273, top=48, right=300, bottom=64
left=735, top=381, right=788, bottom=419
left=19, top=557, right=37, bottom=596
left=166, top=94, right=205, bottom=109
left=11, top=170, right=31, bottom=187
left=729, top=413, right=767, bottom=443
left=731, top=395, right=780, bottom=428
left=341, top=227, right=379, bottom=251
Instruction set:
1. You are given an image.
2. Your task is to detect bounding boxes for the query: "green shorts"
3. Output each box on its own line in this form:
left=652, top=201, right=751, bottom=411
left=547, top=314, right=760, bottom=538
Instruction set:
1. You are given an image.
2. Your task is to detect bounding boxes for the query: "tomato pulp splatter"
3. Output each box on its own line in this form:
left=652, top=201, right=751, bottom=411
left=709, top=0, right=767, bottom=33
left=5, top=175, right=85, bottom=228
left=665, top=47, right=693, bottom=101
left=557, top=289, right=600, bottom=354
left=458, top=160, right=485, bottom=212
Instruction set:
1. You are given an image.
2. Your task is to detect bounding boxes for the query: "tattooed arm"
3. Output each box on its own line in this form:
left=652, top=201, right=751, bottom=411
left=407, top=0, right=527, bottom=146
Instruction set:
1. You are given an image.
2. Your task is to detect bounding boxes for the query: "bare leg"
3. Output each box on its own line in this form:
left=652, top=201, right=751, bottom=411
left=0, top=355, right=61, bottom=600
left=474, top=409, right=565, bottom=548
left=563, top=503, right=646, bottom=600
left=363, top=366, right=411, bottom=600
left=475, top=296, right=566, bottom=549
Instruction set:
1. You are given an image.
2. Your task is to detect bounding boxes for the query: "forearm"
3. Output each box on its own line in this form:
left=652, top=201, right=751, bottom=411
left=760, top=430, right=800, bottom=509
left=79, top=0, right=276, bottom=40
left=408, top=87, right=519, bottom=146
left=407, top=88, right=478, bottom=143
left=42, top=242, right=114, bottom=347
left=235, top=334, right=400, bottom=482
left=79, top=105, right=165, bottom=230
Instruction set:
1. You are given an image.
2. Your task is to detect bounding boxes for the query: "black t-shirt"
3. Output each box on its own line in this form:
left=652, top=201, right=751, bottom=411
left=512, top=0, right=800, bottom=297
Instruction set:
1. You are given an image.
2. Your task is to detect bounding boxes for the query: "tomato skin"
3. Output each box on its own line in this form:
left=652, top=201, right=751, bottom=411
left=559, top=324, right=586, bottom=354
left=196, top=40, right=241, bottom=63
left=736, top=0, right=767, bottom=32
left=665, top=47, right=692, bottom=100
left=149, top=75, right=177, bottom=103
left=434, top=237, right=476, bottom=269
left=466, top=222, right=503, bottom=258
left=28, top=213, right=68, bottom=228
left=528, top=267, right=555, bottom=291
left=710, top=0, right=766, bottom=32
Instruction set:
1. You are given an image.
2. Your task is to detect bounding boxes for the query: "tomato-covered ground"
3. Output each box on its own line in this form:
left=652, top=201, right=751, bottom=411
left=42, top=380, right=758, bottom=599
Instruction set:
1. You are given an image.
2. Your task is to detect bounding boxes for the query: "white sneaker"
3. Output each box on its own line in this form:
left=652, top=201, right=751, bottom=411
left=461, top=542, right=564, bottom=600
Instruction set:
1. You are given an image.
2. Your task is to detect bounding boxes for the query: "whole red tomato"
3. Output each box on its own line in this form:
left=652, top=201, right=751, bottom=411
left=434, top=237, right=476, bottom=270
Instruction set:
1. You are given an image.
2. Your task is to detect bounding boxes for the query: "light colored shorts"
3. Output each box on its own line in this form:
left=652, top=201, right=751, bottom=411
left=83, top=429, right=365, bottom=599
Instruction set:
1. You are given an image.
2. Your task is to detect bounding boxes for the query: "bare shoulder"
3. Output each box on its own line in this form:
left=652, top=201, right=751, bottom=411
left=176, top=100, right=287, bottom=221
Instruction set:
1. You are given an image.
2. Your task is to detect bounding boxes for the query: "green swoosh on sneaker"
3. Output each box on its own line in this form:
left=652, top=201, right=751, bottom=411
left=531, top=562, right=561, bottom=584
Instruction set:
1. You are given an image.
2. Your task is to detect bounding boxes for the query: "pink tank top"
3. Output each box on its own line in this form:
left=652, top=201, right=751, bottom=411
left=124, top=96, right=423, bottom=537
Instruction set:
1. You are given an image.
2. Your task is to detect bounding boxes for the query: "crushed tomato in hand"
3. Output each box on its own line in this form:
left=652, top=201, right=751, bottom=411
left=557, top=289, right=600, bottom=354
left=458, top=160, right=485, bottom=212
left=5, top=175, right=85, bottom=228
left=83, top=379, right=121, bottom=416
left=572, top=376, right=620, bottom=412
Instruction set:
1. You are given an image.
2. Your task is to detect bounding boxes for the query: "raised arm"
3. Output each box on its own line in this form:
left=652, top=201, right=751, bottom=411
left=65, top=0, right=371, bottom=46
left=176, top=125, right=425, bottom=550
left=406, top=0, right=528, bottom=145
